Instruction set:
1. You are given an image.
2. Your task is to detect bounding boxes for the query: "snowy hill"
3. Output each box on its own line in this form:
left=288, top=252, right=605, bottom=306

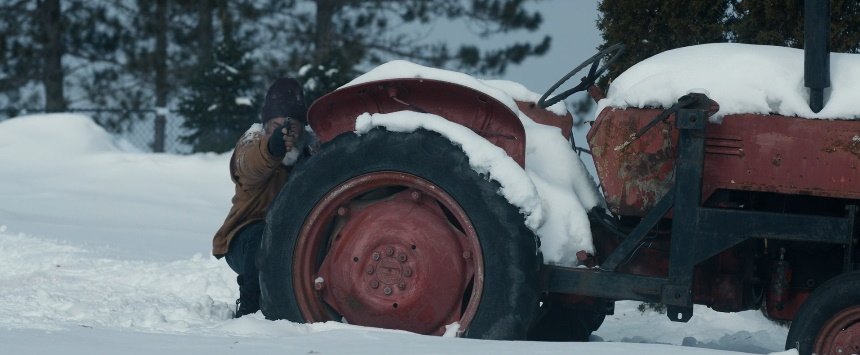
left=0, top=114, right=792, bottom=354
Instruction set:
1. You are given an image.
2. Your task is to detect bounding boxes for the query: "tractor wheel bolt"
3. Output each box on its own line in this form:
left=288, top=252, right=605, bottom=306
left=366, top=265, right=375, bottom=275
left=463, top=251, right=472, bottom=259
left=372, top=252, right=380, bottom=261
left=337, top=206, right=348, bottom=216
left=403, top=268, right=413, bottom=277
left=383, top=286, right=393, bottom=295
left=410, top=191, right=422, bottom=201
left=370, top=280, right=379, bottom=289
left=398, top=282, right=406, bottom=290
left=397, top=253, right=407, bottom=262
left=314, top=280, right=325, bottom=291
left=385, top=246, right=394, bottom=256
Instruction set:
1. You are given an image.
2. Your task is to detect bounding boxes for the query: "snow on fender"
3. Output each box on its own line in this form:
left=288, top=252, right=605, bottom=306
left=355, top=111, right=544, bottom=230
left=355, top=110, right=598, bottom=263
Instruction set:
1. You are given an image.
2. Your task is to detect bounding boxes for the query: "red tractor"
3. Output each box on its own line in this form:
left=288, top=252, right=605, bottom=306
left=257, top=3, right=858, bottom=354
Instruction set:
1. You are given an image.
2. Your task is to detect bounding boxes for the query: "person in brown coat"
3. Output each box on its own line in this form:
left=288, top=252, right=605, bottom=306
left=212, top=77, right=307, bottom=318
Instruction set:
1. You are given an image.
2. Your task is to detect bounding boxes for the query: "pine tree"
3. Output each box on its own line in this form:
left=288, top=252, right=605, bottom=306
left=0, top=0, right=69, bottom=115
left=255, top=0, right=551, bottom=102
left=178, top=41, right=261, bottom=153
left=178, top=0, right=553, bottom=151
left=2, top=0, right=552, bottom=152
left=596, top=0, right=729, bottom=87
left=0, top=1, right=41, bottom=117
left=730, top=0, right=803, bottom=47
left=731, top=0, right=860, bottom=53
left=596, top=0, right=860, bottom=90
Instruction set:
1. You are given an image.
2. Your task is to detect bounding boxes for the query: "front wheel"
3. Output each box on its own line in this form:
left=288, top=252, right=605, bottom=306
left=785, top=270, right=860, bottom=355
left=258, top=128, right=540, bottom=339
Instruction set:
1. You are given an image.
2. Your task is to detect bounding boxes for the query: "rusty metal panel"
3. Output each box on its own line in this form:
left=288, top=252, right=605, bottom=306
left=307, top=79, right=527, bottom=166
left=704, top=114, right=860, bottom=201
left=588, top=107, right=860, bottom=216
left=516, top=101, right=573, bottom=141
left=587, top=108, right=677, bottom=216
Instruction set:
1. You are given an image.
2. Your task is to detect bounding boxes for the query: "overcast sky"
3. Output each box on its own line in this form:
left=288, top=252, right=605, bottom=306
left=417, top=0, right=603, bottom=94
left=426, top=0, right=603, bottom=120
left=500, top=0, right=603, bottom=93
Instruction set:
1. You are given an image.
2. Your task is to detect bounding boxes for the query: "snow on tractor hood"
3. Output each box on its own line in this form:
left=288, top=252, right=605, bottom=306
left=346, top=60, right=600, bottom=265
left=598, top=43, right=860, bottom=121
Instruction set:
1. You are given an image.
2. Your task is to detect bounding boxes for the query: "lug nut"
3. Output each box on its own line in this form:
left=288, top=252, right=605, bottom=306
left=403, top=268, right=413, bottom=277
left=410, top=191, right=422, bottom=201
left=366, top=265, right=375, bottom=275
left=383, top=286, right=393, bottom=295
left=370, top=280, right=379, bottom=289
left=337, top=206, right=348, bottom=216
left=462, top=251, right=472, bottom=259
left=397, top=253, right=407, bottom=262
left=314, top=279, right=325, bottom=291
left=385, top=246, right=394, bottom=256
left=372, top=252, right=381, bottom=261
left=398, top=282, right=406, bottom=290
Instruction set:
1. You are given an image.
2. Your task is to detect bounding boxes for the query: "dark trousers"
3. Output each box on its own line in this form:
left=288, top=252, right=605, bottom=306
left=225, top=221, right=264, bottom=306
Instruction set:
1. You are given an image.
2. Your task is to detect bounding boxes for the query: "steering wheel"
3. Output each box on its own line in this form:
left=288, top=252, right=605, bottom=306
left=538, top=43, right=625, bottom=109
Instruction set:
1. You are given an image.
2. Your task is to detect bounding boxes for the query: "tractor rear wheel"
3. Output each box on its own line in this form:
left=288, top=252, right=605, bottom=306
left=785, top=270, right=860, bottom=355
left=258, top=128, right=540, bottom=339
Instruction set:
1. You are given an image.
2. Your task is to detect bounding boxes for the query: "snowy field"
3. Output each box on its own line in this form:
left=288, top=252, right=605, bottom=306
left=0, top=113, right=796, bottom=354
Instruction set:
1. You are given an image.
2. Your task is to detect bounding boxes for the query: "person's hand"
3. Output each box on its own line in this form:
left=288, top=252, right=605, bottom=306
left=281, top=118, right=304, bottom=153
left=267, top=123, right=287, bottom=157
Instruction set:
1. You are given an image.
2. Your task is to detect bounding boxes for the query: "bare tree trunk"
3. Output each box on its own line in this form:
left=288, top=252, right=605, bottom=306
left=153, top=0, right=168, bottom=152
left=38, top=0, right=66, bottom=112
left=313, top=0, right=341, bottom=65
left=197, top=0, right=214, bottom=66
left=218, top=0, right=233, bottom=45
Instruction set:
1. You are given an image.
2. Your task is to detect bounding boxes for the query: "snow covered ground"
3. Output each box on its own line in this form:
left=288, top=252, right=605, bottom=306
left=0, top=113, right=795, bottom=354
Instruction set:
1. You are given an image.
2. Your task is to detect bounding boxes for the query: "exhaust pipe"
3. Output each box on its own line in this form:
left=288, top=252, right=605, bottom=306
left=804, top=0, right=830, bottom=113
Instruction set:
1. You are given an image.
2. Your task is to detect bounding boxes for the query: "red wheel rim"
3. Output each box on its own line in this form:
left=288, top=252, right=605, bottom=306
left=290, top=172, right=484, bottom=336
left=815, top=306, right=860, bottom=355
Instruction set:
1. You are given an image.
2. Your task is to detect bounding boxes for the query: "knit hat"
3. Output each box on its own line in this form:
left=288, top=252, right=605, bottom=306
left=260, top=77, right=307, bottom=123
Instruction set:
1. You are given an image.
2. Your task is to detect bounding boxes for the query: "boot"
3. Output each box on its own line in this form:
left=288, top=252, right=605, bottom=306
left=234, top=297, right=260, bottom=318
left=233, top=274, right=260, bottom=318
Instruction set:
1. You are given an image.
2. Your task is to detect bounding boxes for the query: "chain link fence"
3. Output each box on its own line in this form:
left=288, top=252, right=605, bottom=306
left=3, top=108, right=192, bottom=154
left=112, top=110, right=190, bottom=154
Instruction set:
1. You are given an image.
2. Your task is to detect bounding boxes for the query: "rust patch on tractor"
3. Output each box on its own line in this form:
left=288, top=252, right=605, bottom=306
left=616, top=121, right=675, bottom=209
left=589, top=108, right=860, bottom=217
left=821, top=134, right=860, bottom=160
left=846, top=135, right=860, bottom=157
left=516, top=101, right=574, bottom=140
left=588, top=107, right=678, bottom=215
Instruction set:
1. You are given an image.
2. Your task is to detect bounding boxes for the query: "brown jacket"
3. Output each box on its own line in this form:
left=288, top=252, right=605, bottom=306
left=212, top=125, right=291, bottom=257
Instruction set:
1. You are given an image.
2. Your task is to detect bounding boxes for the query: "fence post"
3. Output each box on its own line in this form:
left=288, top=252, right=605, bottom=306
left=153, top=107, right=168, bottom=153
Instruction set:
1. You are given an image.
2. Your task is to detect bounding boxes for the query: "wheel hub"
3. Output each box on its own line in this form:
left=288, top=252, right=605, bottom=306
left=316, top=188, right=474, bottom=335
left=816, top=306, right=860, bottom=355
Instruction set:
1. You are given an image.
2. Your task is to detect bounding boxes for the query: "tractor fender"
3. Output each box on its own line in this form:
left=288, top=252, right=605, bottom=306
left=307, top=78, right=527, bottom=167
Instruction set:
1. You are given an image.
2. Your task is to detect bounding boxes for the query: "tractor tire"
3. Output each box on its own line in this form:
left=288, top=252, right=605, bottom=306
left=258, top=128, right=540, bottom=339
left=785, top=270, right=860, bottom=355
